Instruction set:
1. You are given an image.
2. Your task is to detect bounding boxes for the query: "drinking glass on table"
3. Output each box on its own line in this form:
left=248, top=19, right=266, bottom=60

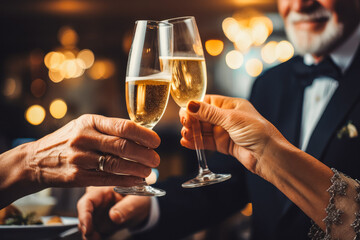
left=114, top=20, right=173, bottom=196
left=162, top=16, right=231, bottom=188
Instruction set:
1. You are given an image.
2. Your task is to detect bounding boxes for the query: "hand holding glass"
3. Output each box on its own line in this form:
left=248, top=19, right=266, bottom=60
left=163, top=16, right=231, bottom=188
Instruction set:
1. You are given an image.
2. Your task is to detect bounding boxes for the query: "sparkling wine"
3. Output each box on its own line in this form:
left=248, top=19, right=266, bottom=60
left=126, top=75, right=171, bottom=129
left=167, top=57, right=207, bottom=108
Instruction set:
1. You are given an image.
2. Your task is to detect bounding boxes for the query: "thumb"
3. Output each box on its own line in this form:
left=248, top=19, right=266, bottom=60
left=108, top=196, right=150, bottom=227
left=187, top=100, right=227, bottom=127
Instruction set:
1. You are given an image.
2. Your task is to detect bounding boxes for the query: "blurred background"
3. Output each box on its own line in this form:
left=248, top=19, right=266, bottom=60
left=0, top=0, right=295, bottom=239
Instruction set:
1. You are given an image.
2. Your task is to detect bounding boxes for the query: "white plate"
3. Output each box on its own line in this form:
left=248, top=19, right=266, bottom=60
left=0, top=216, right=79, bottom=240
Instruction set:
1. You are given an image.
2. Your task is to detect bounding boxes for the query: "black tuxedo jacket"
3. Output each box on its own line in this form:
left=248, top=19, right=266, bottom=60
left=135, top=47, right=360, bottom=240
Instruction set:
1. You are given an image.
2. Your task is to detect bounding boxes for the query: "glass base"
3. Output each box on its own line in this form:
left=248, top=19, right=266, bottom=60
left=114, top=185, right=166, bottom=197
left=182, top=172, right=231, bottom=188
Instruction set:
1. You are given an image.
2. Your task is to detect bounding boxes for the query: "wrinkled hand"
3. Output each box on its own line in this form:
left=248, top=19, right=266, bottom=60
left=77, top=187, right=151, bottom=240
left=26, top=114, right=161, bottom=188
left=179, top=95, right=282, bottom=174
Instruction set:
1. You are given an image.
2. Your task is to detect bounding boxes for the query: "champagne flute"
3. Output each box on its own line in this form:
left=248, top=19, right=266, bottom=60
left=163, top=16, right=231, bottom=188
left=114, top=20, right=173, bottom=196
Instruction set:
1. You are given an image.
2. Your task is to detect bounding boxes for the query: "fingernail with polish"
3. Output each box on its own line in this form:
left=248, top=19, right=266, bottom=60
left=188, top=101, right=200, bottom=113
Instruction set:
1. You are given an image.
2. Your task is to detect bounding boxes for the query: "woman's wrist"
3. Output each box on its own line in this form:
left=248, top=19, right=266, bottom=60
left=254, top=131, right=293, bottom=183
left=256, top=132, right=333, bottom=226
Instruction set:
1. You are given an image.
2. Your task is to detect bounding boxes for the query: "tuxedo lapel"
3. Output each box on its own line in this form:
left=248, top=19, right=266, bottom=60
left=305, top=45, right=360, bottom=160
left=277, top=60, right=305, bottom=147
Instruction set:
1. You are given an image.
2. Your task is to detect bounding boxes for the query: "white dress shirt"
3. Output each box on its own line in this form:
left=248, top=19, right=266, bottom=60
left=300, top=24, right=360, bottom=150
left=134, top=23, right=360, bottom=234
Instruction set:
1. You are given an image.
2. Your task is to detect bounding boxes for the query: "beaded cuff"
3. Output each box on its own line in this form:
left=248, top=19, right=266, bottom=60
left=309, top=169, right=360, bottom=240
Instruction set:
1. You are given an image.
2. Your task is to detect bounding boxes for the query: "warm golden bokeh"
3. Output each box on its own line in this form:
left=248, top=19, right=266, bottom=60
left=3, top=78, right=17, bottom=97
left=261, top=41, right=278, bottom=64
left=88, top=60, right=115, bottom=80
left=234, top=30, right=252, bottom=52
left=276, top=40, right=294, bottom=62
left=226, top=50, right=244, bottom=69
left=205, top=39, right=224, bottom=56
left=241, top=203, right=253, bottom=217
left=246, top=58, right=263, bottom=77
left=58, top=26, right=79, bottom=47
left=49, top=99, right=68, bottom=119
left=77, top=49, right=95, bottom=69
left=25, top=105, right=46, bottom=125
left=222, top=17, right=240, bottom=43
left=31, top=78, right=47, bottom=98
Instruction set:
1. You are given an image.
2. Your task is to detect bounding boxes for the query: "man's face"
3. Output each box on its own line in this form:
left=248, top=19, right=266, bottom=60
left=278, top=0, right=360, bottom=56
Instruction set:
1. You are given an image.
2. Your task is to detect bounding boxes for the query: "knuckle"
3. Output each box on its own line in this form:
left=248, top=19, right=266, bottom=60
left=68, top=152, right=82, bottom=164
left=62, top=167, right=79, bottom=184
left=115, top=119, right=132, bottom=135
left=69, top=134, right=86, bottom=148
left=115, top=138, right=128, bottom=155
left=106, top=157, right=121, bottom=173
left=203, top=105, right=217, bottom=122
left=76, top=196, right=86, bottom=210
left=76, top=114, right=95, bottom=130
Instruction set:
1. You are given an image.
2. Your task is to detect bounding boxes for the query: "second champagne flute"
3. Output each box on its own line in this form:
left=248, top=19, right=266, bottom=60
left=163, top=16, right=231, bottom=188
left=114, top=20, right=173, bottom=196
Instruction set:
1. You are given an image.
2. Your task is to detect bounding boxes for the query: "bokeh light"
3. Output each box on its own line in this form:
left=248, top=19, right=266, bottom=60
left=205, top=39, right=224, bottom=56
left=48, top=69, right=65, bottom=83
left=222, top=17, right=240, bottom=42
left=261, top=41, right=278, bottom=64
left=31, top=78, right=47, bottom=98
left=225, top=50, right=244, bottom=69
left=58, top=26, right=78, bottom=47
left=25, top=105, right=46, bottom=125
left=3, top=78, right=17, bottom=97
left=60, top=60, right=78, bottom=78
left=44, top=51, right=65, bottom=71
left=241, top=203, right=253, bottom=217
left=63, top=51, right=76, bottom=60
left=88, top=60, right=115, bottom=80
left=234, top=30, right=253, bottom=52
left=250, top=16, right=273, bottom=36
left=49, top=99, right=67, bottom=119
left=77, top=49, right=95, bottom=69
left=246, top=58, right=263, bottom=77
left=276, top=40, right=294, bottom=62
left=250, top=20, right=269, bottom=46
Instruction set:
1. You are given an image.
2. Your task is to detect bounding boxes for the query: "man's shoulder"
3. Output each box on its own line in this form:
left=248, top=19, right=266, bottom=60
left=259, top=55, right=301, bottom=82
left=250, top=56, right=302, bottom=102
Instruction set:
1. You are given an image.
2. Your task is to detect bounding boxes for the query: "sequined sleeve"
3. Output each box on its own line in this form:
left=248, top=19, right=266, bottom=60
left=309, top=168, right=360, bottom=240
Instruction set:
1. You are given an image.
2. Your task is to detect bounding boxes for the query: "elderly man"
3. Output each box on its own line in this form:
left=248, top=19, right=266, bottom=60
left=77, top=0, right=360, bottom=239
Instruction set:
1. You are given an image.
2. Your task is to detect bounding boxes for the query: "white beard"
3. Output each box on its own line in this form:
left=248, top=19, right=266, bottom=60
left=285, top=8, right=344, bottom=56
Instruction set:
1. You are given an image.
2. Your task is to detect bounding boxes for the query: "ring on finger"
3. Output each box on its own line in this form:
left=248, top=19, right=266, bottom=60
left=97, top=155, right=106, bottom=171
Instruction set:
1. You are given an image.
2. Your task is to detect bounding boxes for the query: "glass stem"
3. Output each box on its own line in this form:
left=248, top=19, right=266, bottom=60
left=192, top=118, right=210, bottom=175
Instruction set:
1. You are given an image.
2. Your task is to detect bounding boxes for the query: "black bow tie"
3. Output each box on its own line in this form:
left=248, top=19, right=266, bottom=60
left=293, top=57, right=342, bottom=87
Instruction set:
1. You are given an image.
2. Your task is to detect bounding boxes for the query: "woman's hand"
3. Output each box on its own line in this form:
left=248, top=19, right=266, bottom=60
left=77, top=187, right=151, bottom=240
left=0, top=114, right=160, bottom=207
left=179, top=95, right=284, bottom=175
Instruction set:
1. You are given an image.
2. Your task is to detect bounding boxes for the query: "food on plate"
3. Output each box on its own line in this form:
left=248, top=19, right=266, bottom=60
left=45, top=216, right=63, bottom=225
left=0, top=204, right=65, bottom=226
